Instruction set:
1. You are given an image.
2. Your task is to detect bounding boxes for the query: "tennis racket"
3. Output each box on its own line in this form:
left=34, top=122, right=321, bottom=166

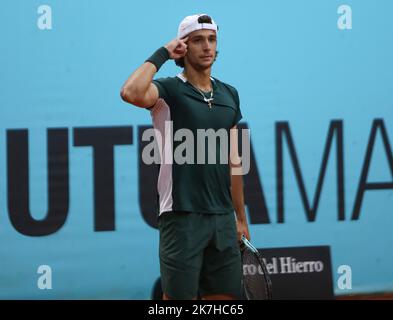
left=240, top=234, right=273, bottom=300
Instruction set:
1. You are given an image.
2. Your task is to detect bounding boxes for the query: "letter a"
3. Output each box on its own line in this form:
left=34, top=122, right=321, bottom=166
left=37, top=265, right=52, bottom=289
left=337, top=5, right=352, bottom=30
left=37, top=5, right=52, bottom=30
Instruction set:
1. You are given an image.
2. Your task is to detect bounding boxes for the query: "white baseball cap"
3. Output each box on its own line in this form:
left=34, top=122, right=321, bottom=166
left=177, top=14, right=218, bottom=39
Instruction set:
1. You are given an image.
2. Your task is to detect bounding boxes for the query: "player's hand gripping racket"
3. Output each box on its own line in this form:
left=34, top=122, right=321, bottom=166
left=240, top=235, right=273, bottom=300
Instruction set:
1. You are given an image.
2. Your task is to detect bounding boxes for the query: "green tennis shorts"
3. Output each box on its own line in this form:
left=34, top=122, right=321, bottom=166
left=158, top=211, right=241, bottom=300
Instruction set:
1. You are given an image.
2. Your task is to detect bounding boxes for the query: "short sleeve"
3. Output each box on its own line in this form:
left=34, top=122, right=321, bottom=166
left=152, top=77, right=172, bottom=102
left=232, top=88, right=243, bottom=127
left=146, top=77, right=174, bottom=111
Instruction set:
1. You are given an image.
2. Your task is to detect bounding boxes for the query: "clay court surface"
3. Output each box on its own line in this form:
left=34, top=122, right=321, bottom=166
left=336, top=293, right=393, bottom=300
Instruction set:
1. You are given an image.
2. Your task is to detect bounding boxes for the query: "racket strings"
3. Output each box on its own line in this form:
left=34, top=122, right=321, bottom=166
left=241, top=248, right=271, bottom=300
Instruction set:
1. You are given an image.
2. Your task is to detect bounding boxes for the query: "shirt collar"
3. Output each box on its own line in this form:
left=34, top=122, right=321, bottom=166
left=176, top=73, right=216, bottom=88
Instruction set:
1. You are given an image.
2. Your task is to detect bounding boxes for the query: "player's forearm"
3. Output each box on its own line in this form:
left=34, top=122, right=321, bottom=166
left=231, top=173, right=247, bottom=222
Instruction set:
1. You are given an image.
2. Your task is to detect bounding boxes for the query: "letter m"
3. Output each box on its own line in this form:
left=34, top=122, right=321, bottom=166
left=276, top=120, right=344, bottom=222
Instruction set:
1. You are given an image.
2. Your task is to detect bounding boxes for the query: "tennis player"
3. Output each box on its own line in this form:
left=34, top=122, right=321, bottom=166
left=121, top=14, right=250, bottom=300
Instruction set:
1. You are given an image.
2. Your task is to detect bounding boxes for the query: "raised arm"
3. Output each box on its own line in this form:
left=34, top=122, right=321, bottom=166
left=120, top=37, right=189, bottom=108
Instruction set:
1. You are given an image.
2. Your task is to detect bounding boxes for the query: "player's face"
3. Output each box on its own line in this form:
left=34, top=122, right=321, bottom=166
left=184, top=29, right=217, bottom=70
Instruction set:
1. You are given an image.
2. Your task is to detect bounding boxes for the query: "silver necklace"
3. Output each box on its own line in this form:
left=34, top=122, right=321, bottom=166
left=183, top=73, right=214, bottom=109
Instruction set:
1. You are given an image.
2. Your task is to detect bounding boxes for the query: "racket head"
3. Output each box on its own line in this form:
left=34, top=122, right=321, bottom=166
left=240, top=235, right=273, bottom=300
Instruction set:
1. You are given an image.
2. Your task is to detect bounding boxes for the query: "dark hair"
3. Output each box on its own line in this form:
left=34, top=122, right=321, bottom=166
left=175, top=14, right=218, bottom=68
left=198, top=14, right=213, bottom=24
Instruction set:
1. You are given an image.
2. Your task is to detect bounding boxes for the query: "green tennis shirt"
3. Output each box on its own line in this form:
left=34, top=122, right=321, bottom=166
left=148, top=73, right=242, bottom=215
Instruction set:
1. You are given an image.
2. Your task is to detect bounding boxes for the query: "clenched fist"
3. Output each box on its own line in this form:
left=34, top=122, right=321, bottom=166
left=164, top=37, right=189, bottom=60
